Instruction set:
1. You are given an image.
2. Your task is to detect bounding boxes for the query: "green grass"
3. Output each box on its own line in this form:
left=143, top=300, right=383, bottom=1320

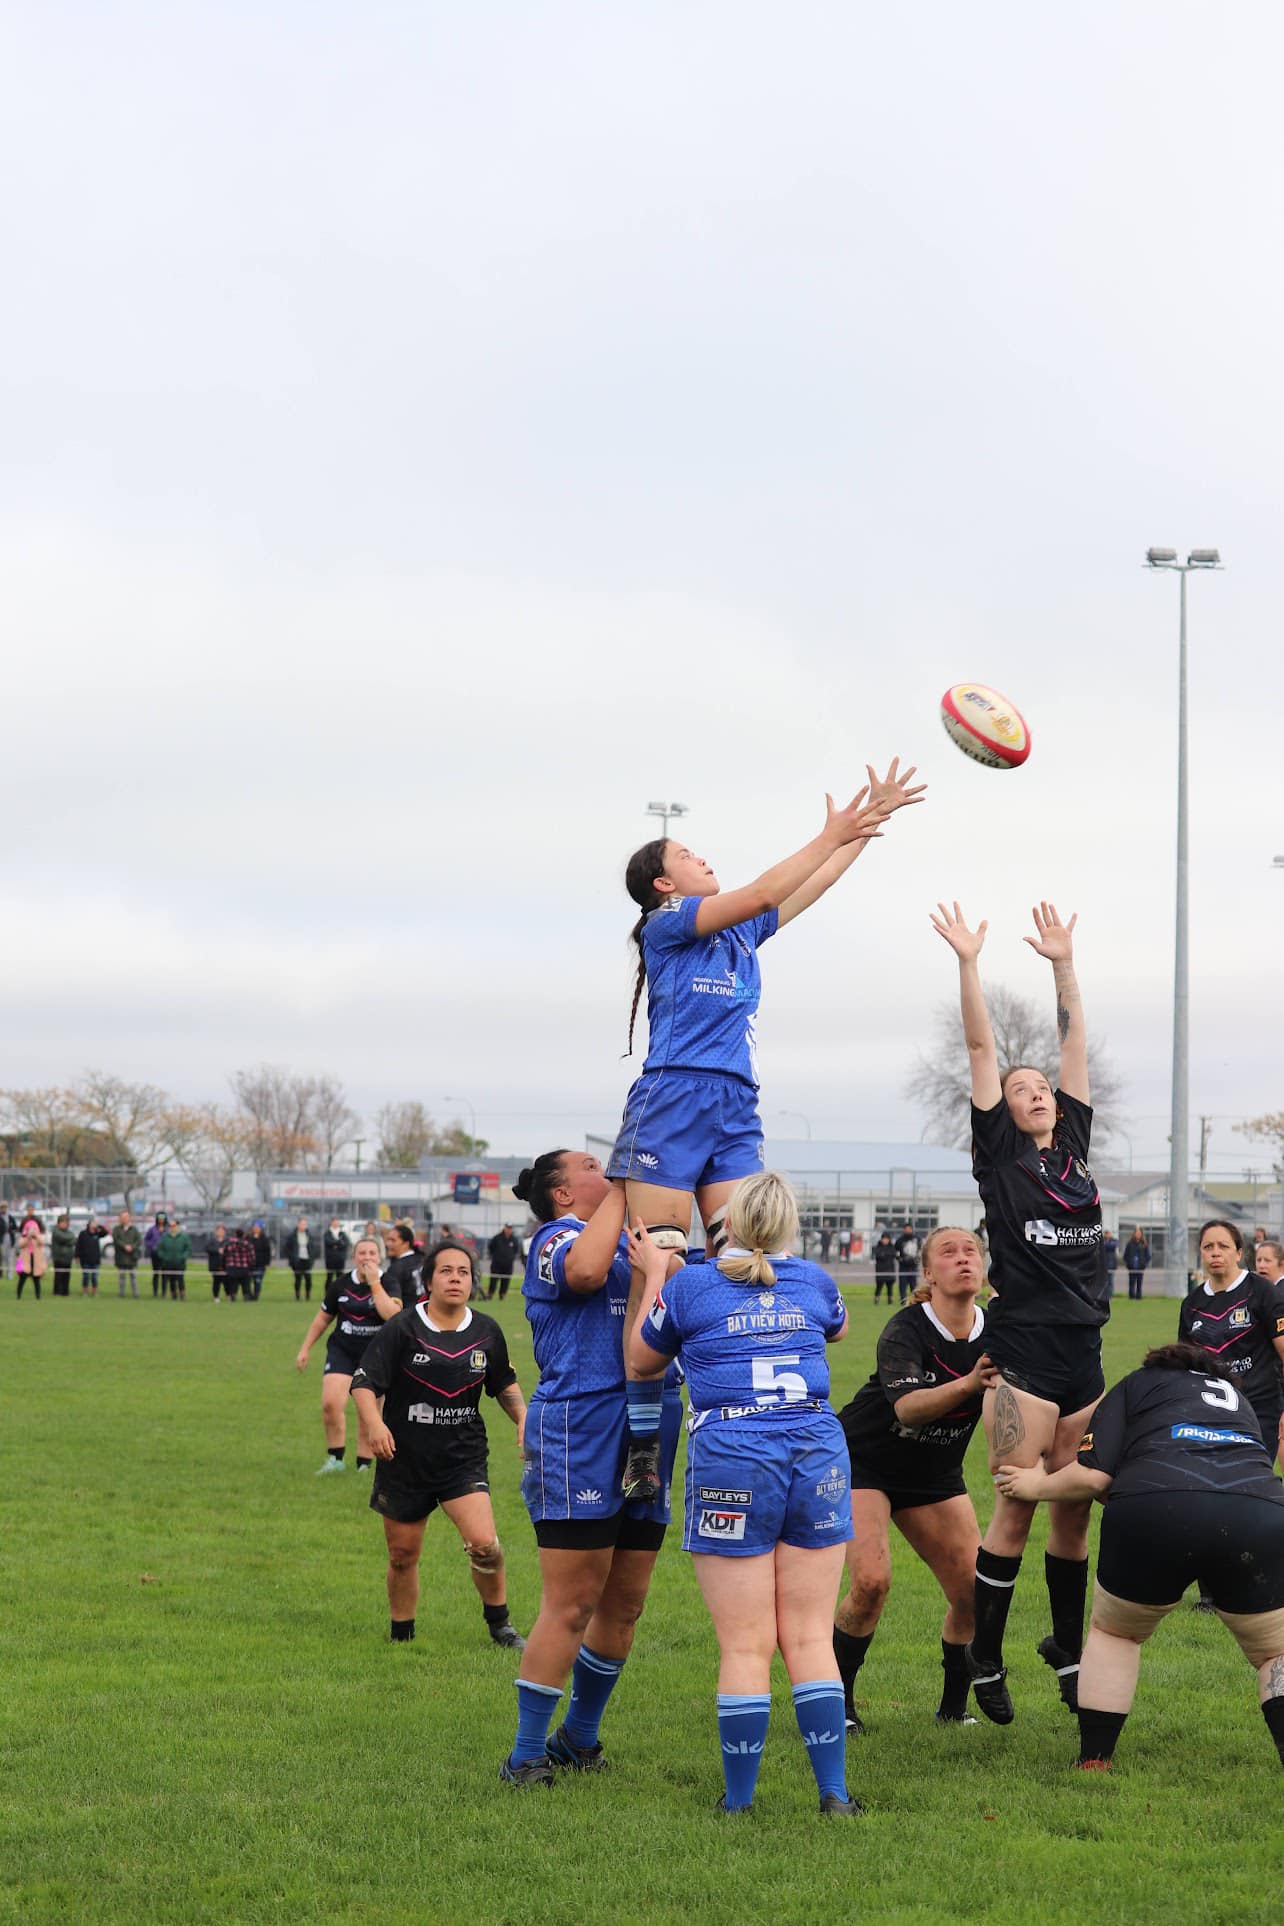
left=0, top=1277, right=1275, bottom=1924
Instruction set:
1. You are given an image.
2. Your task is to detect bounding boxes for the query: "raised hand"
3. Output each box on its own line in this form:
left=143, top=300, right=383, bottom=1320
left=824, top=786, right=889, bottom=848
left=1024, top=901, right=1077, bottom=963
left=865, top=757, right=927, bottom=815
left=929, top=900, right=987, bottom=962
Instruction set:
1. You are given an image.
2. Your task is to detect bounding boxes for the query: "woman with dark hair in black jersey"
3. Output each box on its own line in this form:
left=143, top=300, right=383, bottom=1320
left=931, top=899, right=1106, bottom=1725
left=997, top=1342, right=1284, bottom=1773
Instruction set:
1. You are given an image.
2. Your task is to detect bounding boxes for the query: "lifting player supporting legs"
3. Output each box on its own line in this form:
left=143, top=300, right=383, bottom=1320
left=970, top=1380, right=1094, bottom=1723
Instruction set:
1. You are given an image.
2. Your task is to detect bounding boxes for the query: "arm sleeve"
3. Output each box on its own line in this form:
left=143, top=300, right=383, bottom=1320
left=1251, top=1275, right=1284, bottom=1340
left=322, top=1279, right=343, bottom=1317
left=751, top=907, right=779, bottom=948
left=1077, top=1381, right=1127, bottom=1475
left=484, top=1325, right=517, bottom=1396
left=528, top=1225, right=581, bottom=1301
left=970, top=1097, right=1022, bottom=1173
left=350, top=1320, right=398, bottom=1398
left=640, top=896, right=701, bottom=959
left=822, top=1275, right=846, bottom=1340
left=638, top=1277, right=683, bottom=1356
left=1053, top=1089, right=1094, bottom=1160
left=875, top=1318, right=935, bottom=1400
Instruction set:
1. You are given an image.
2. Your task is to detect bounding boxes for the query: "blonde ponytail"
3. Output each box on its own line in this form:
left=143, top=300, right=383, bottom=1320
left=715, top=1173, right=800, bottom=1290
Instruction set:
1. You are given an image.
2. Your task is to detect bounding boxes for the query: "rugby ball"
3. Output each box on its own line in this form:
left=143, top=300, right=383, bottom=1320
left=939, top=683, right=1031, bottom=770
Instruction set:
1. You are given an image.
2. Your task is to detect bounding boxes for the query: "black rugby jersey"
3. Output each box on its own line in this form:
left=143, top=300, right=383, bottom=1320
left=351, top=1301, right=515, bottom=1472
left=1177, top=1273, right=1284, bottom=1430
left=1079, top=1367, right=1284, bottom=1502
left=972, top=1090, right=1106, bottom=1330
left=323, top=1272, right=393, bottom=1349
left=839, top=1300, right=987, bottom=1489
left=383, top=1251, right=424, bottom=1304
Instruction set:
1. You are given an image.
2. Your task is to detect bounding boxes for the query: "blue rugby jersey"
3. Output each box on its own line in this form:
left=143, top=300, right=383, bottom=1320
left=639, top=1254, right=845, bottom=1415
left=523, top=1217, right=631, bottom=1400
left=639, top=897, right=778, bottom=1087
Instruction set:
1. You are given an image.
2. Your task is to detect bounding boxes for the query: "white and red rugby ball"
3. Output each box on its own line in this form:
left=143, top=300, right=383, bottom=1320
left=939, top=683, right=1031, bottom=770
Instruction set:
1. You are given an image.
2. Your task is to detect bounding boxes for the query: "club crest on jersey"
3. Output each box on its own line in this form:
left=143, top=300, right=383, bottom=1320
left=1229, top=1306, right=1251, bottom=1330
left=470, top=1348, right=487, bottom=1371
left=698, top=1507, right=747, bottom=1541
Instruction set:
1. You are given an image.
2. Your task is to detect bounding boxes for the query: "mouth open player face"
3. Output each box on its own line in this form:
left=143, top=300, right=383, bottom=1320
left=657, top=843, right=719, bottom=898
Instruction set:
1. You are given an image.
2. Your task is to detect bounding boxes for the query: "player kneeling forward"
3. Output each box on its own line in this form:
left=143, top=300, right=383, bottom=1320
left=351, top=1241, right=527, bottom=1652
left=627, top=1172, right=861, bottom=1817
left=997, top=1343, right=1284, bottom=1773
left=611, top=763, right=925, bottom=1504
left=834, top=1227, right=997, bottom=1731
left=500, top=1152, right=682, bottom=1787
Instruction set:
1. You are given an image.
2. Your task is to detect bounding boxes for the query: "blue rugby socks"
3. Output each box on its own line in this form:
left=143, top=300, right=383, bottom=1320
left=564, top=1647, right=624, bottom=1749
left=510, top=1679, right=562, bottom=1766
left=717, top=1693, right=771, bottom=1809
left=625, top=1381, right=662, bottom=1440
left=792, top=1681, right=849, bottom=1802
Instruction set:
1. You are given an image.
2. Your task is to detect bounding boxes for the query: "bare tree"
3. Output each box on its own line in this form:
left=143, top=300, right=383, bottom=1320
left=162, top=1104, right=250, bottom=1213
left=230, top=1066, right=320, bottom=1189
left=312, top=1075, right=361, bottom=1171
left=904, top=984, right=1123, bottom=1151
left=375, top=1101, right=435, bottom=1169
left=74, top=1072, right=174, bottom=1203
left=1237, top=1113, right=1284, bottom=1199
left=0, top=1086, right=87, bottom=1166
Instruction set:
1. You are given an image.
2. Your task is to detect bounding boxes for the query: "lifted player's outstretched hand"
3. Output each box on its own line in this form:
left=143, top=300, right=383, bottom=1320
left=824, top=786, right=890, bottom=847
left=1024, top=901, right=1077, bottom=962
left=865, top=757, right=927, bottom=815
left=929, top=900, right=987, bottom=961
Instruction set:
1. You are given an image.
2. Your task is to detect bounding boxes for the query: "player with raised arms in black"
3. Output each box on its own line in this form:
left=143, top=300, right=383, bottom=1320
left=997, top=1342, right=1284, bottom=1772
left=931, top=899, right=1105, bottom=1724
left=351, top=1240, right=527, bottom=1652
left=833, top=1226, right=997, bottom=1730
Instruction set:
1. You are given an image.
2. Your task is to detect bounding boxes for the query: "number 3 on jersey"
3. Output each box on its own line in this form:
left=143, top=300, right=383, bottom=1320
left=1201, top=1377, right=1240, bottom=1412
left=752, top=1355, right=808, bottom=1403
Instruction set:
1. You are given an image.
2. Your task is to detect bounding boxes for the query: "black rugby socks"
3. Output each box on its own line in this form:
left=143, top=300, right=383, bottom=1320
left=1261, top=1696, right=1284, bottom=1765
left=939, top=1640, right=971, bottom=1721
left=973, top=1550, right=1022, bottom=1666
left=390, top=1619, right=415, bottom=1642
left=832, top=1628, right=874, bottom=1718
left=1045, top=1553, right=1089, bottom=1659
left=1077, top=1707, right=1126, bottom=1765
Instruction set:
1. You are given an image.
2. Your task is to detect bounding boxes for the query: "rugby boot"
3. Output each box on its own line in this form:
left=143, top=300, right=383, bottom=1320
left=964, top=1643, right=1014, bottom=1725
left=621, top=1436, right=661, bottom=1506
left=545, top=1723, right=607, bottom=1773
left=819, top=1792, right=865, bottom=1816
left=499, top=1754, right=555, bottom=1787
left=1037, top=1635, right=1080, bottom=1713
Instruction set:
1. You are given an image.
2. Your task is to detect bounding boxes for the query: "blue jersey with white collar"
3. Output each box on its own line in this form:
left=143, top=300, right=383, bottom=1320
left=523, top=1216, right=630, bottom=1400
left=640, top=897, right=778, bottom=1087
left=640, top=1254, right=845, bottom=1417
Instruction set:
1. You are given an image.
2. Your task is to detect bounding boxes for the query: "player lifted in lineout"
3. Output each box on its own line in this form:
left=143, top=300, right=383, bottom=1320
left=609, top=761, right=926, bottom=1502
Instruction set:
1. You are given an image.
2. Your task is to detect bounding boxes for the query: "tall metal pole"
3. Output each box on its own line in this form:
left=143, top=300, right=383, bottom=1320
left=1168, top=568, right=1189, bottom=1291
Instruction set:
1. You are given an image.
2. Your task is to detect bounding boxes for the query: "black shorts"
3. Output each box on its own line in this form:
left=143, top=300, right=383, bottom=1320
left=847, top=1460, right=968, bottom=1514
left=1098, top=1491, right=1284, bottom=1614
left=324, top=1342, right=365, bottom=1377
left=370, top=1452, right=491, bottom=1524
left=533, top=1511, right=667, bottom=1552
left=989, top=1323, right=1105, bottom=1416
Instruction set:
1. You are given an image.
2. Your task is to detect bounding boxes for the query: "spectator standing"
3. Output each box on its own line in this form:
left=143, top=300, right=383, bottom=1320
left=283, top=1216, right=316, bottom=1301
left=207, top=1224, right=229, bottom=1300
left=838, top=1226, right=852, bottom=1264
left=873, top=1231, right=897, bottom=1305
left=894, top=1222, right=920, bottom=1306
left=51, top=1213, right=76, bottom=1298
left=157, top=1219, right=192, bottom=1300
left=0, top=1210, right=13, bottom=1278
left=1100, top=1230, right=1119, bottom=1301
left=821, top=1221, right=834, bottom=1263
left=251, top=1223, right=272, bottom=1300
left=223, top=1227, right=255, bottom=1301
left=16, top=1214, right=46, bottom=1299
left=363, top=1219, right=388, bottom=1264
left=144, top=1214, right=168, bottom=1299
left=114, top=1210, right=142, bottom=1297
left=323, top=1217, right=350, bottom=1292
left=1123, top=1229, right=1151, bottom=1301
left=486, top=1224, right=522, bottom=1301
left=76, top=1217, right=107, bottom=1296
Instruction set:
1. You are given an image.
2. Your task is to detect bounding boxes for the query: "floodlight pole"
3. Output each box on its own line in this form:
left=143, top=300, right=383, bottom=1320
left=1146, top=548, right=1222, bottom=1290
left=645, top=800, right=689, bottom=841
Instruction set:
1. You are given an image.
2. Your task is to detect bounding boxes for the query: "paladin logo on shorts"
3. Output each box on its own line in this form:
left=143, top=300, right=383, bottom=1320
left=698, top=1508, right=747, bottom=1541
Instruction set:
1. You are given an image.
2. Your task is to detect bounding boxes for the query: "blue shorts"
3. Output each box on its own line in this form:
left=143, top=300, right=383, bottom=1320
left=607, top=1070, right=764, bottom=1193
left=522, top=1381, right=682, bottom=1527
left=682, top=1408, right=853, bottom=1557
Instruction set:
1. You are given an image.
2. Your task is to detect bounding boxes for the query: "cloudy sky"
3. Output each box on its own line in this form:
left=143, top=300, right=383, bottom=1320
left=4, top=3, right=1281, bottom=1170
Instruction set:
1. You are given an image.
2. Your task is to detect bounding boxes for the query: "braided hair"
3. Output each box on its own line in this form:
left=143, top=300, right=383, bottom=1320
left=512, top=1151, right=570, bottom=1225
left=624, top=838, right=670, bottom=1056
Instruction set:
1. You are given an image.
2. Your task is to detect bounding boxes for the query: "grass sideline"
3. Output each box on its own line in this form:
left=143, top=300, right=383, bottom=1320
left=1, top=1275, right=1278, bottom=1925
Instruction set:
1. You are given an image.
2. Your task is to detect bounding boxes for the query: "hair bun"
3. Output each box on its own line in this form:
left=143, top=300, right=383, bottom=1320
left=512, top=1169, right=533, bottom=1203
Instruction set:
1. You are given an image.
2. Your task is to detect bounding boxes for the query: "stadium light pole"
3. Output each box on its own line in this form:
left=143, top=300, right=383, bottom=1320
left=1145, top=545, right=1222, bottom=1287
left=778, top=1108, right=813, bottom=1140
left=444, top=1094, right=479, bottom=1158
left=645, top=800, right=689, bottom=840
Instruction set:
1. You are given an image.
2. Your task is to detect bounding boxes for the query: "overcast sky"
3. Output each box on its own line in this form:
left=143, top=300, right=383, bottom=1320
left=4, top=4, right=1281, bottom=1171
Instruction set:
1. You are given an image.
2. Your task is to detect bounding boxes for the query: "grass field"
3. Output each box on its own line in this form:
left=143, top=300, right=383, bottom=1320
left=1, top=1275, right=1277, bottom=1925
